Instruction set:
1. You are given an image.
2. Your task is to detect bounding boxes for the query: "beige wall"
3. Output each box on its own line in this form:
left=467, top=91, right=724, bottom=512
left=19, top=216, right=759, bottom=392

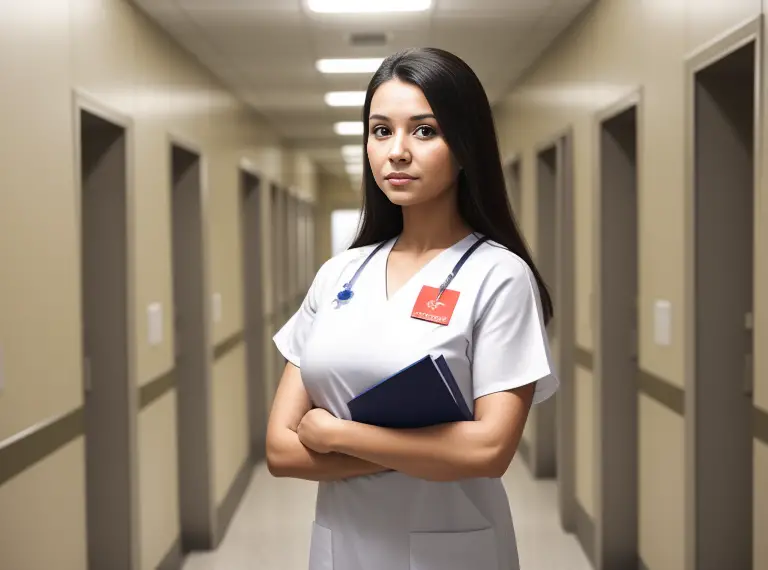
left=493, top=1, right=766, bottom=569
left=0, top=1, right=316, bottom=569
left=316, top=170, right=362, bottom=264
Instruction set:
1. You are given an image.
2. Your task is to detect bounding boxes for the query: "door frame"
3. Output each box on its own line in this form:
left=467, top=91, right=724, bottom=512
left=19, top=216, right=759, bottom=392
left=682, top=16, right=763, bottom=570
left=591, top=86, right=643, bottom=568
left=238, top=162, right=267, bottom=460
left=167, top=131, right=218, bottom=548
left=72, top=88, right=140, bottom=570
left=534, top=127, right=576, bottom=526
left=502, top=152, right=523, bottom=218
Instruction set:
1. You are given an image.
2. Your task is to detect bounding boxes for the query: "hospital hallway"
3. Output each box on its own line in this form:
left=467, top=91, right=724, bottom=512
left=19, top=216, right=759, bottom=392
left=181, top=459, right=592, bottom=570
left=1, top=1, right=768, bottom=570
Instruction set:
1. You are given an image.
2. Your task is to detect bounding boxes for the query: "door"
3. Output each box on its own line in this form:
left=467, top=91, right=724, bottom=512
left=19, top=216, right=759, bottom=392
left=170, top=142, right=215, bottom=550
left=504, top=158, right=522, bottom=217
left=270, top=185, right=285, bottom=393
left=554, top=134, right=576, bottom=533
left=240, top=170, right=266, bottom=460
left=692, top=39, right=755, bottom=570
left=531, top=144, right=558, bottom=479
left=597, top=103, right=639, bottom=568
left=79, top=107, right=137, bottom=570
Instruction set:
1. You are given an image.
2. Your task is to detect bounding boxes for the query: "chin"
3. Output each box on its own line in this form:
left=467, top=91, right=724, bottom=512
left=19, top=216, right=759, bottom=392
left=383, top=189, right=429, bottom=207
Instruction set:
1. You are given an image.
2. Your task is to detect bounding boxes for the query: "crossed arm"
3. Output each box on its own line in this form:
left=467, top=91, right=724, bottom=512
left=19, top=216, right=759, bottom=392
left=265, top=362, right=535, bottom=483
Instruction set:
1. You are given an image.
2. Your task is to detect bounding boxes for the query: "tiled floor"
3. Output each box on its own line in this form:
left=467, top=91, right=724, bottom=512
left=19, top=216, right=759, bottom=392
left=182, top=457, right=593, bottom=570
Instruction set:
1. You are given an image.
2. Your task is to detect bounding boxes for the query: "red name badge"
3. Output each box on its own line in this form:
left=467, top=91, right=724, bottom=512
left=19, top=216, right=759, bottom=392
left=411, top=286, right=460, bottom=326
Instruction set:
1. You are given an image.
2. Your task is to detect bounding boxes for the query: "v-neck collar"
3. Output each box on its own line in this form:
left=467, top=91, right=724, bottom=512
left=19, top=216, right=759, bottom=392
left=380, top=232, right=478, bottom=303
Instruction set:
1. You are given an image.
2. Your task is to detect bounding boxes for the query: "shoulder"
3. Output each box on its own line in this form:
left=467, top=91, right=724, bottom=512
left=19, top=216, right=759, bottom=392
left=472, top=238, right=536, bottom=287
left=464, top=236, right=540, bottom=314
left=468, top=238, right=542, bottom=320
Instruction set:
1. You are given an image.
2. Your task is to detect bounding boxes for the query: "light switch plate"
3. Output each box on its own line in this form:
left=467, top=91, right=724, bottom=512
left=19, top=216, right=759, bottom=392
left=213, top=293, right=222, bottom=323
left=654, top=300, right=672, bottom=346
left=148, top=303, right=163, bottom=346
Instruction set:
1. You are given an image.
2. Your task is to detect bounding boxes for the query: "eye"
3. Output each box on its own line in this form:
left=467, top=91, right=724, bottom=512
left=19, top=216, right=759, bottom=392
left=415, top=125, right=437, bottom=139
left=371, top=125, right=391, bottom=137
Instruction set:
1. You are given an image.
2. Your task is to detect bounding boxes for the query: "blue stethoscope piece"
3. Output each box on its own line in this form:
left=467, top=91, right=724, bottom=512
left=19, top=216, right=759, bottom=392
left=333, top=234, right=489, bottom=309
left=332, top=239, right=389, bottom=308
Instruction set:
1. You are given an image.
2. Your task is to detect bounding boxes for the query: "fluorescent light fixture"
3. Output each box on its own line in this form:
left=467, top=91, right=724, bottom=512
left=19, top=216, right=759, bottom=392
left=345, top=163, right=364, bottom=175
left=325, top=91, right=366, bottom=107
left=316, top=58, right=384, bottom=74
left=308, top=0, right=432, bottom=13
left=334, top=121, right=364, bottom=136
left=341, top=144, right=364, bottom=160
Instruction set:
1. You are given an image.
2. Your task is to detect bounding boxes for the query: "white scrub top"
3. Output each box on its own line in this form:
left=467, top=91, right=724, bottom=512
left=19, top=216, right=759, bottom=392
left=274, top=232, right=559, bottom=570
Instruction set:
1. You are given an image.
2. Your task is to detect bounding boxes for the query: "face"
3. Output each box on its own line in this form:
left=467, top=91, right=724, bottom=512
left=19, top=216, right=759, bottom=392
left=366, top=79, right=461, bottom=207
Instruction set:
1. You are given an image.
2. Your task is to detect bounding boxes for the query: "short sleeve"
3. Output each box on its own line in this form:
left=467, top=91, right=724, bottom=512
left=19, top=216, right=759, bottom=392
left=471, top=260, right=559, bottom=405
left=272, top=260, right=329, bottom=368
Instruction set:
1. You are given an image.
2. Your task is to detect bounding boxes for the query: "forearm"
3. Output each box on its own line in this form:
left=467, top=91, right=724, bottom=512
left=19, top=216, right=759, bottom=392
left=267, top=428, right=390, bottom=482
left=332, top=420, right=503, bottom=482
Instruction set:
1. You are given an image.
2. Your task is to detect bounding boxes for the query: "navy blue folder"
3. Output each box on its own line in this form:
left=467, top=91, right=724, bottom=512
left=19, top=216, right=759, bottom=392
left=347, top=355, right=473, bottom=428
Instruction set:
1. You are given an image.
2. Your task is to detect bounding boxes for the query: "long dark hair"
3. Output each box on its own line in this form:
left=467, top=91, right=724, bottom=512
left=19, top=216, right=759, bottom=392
left=349, top=47, right=553, bottom=324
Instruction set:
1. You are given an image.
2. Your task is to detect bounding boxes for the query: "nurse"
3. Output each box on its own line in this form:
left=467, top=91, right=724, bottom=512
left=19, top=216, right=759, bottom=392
left=266, top=47, right=559, bottom=570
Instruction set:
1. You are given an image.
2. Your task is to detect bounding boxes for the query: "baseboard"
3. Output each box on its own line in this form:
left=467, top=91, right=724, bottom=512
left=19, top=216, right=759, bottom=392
left=156, top=537, right=182, bottom=570
left=575, top=500, right=595, bottom=565
left=216, top=454, right=256, bottom=545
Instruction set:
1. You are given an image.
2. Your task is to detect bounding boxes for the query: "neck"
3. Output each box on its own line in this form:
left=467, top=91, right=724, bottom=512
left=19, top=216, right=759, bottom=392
left=396, top=186, right=472, bottom=253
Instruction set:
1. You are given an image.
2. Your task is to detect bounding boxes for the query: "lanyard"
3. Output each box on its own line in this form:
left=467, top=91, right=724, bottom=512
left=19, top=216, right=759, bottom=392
left=334, top=234, right=488, bottom=307
left=434, top=235, right=488, bottom=301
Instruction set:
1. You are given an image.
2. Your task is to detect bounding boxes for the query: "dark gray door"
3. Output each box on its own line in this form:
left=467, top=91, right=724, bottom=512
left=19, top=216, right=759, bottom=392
left=170, top=143, right=215, bottom=551
left=80, top=109, right=137, bottom=570
left=240, top=171, right=266, bottom=460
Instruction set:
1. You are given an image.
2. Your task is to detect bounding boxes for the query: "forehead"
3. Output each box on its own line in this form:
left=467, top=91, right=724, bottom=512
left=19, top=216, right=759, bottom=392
left=369, top=79, right=433, bottom=117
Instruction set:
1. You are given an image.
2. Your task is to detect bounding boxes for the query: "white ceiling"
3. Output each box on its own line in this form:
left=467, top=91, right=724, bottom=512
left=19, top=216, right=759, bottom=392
left=131, top=0, right=593, bottom=178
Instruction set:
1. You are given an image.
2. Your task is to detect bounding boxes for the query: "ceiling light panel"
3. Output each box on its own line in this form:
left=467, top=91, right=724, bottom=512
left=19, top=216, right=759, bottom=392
left=316, top=58, right=384, bottom=74
left=334, top=121, right=364, bottom=135
left=325, top=91, right=366, bottom=106
left=345, top=163, right=364, bottom=174
left=341, top=144, right=364, bottom=158
left=307, top=0, right=432, bottom=14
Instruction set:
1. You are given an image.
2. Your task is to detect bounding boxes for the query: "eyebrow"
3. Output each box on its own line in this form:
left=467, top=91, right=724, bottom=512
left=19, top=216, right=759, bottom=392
left=368, top=113, right=436, bottom=122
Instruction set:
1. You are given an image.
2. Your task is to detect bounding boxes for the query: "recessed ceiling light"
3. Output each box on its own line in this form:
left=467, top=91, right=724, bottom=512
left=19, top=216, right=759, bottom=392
left=345, top=163, right=364, bottom=175
left=325, top=91, right=366, bottom=107
left=316, top=58, right=384, bottom=74
left=334, top=122, right=364, bottom=136
left=341, top=144, right=364, bottom=159
left=308, top=0, right=432, bottom=13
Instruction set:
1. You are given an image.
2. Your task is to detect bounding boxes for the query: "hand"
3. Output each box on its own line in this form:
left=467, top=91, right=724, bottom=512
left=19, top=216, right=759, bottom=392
left=297, top=408, right=342, bottom=454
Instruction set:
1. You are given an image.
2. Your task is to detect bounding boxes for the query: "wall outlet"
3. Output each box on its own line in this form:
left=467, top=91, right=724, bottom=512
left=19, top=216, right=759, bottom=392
left=213, top=293, right=222, bottom=323
left=654, top=300, right=672, bottom=346
left=148, top=303, right=163, bottom=346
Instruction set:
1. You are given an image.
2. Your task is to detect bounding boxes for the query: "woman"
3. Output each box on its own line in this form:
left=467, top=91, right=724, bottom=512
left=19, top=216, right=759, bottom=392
left=266, top=47, right=558, bottom=570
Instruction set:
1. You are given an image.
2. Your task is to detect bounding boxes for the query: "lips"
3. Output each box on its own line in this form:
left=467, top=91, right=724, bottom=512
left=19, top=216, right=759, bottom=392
left=385, top=173, right=417, bottom=180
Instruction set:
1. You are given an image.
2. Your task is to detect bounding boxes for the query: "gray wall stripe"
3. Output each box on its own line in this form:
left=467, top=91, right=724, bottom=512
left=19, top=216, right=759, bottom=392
left=156, top=538, right=182, bottom=570
left=0, top=408, right=84, bottom=487
left=754, top=405, right=768, bottom=446
left=213, top=330, right=245, bottom=361
left=637, top=369, right=685, bottom=416
left=216, top=455, right=256, bottom=544
left=575, top=345, right=594, bottom=370
left=139, top=369, right=176, bottom=410
left=575, top=500, right=595, bottom=565
left=0, top=330, right=246, bottom=488
left=574, top=347, right=685, bottom=416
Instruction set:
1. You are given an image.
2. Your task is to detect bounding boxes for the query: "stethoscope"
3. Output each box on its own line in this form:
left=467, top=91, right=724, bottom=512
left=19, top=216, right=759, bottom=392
left=333, top=234, right=489, bottom=308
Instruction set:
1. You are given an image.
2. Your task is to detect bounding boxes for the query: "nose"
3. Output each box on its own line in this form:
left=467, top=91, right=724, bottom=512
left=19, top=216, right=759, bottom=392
left=387, top=131, right=411, bottom=164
